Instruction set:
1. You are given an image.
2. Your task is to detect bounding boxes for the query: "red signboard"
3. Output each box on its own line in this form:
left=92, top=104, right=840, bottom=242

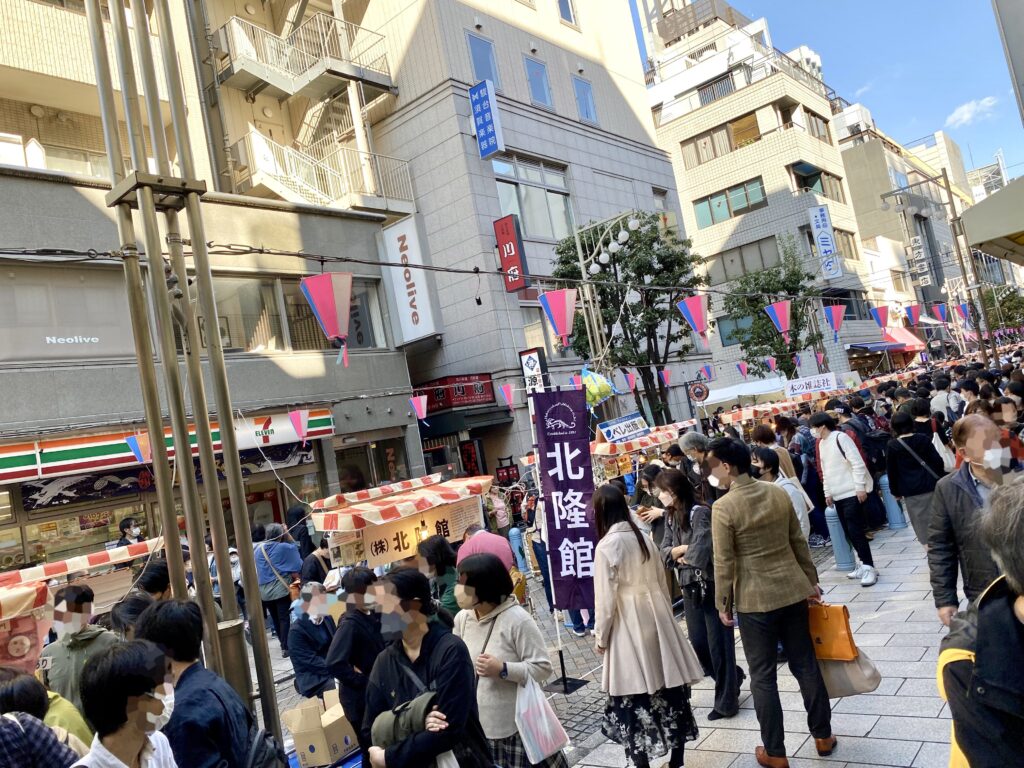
left=493, top=214, right=529, bottom=292
left=459, top=439, right=486, bottom=476
left=415, top=374, right=496, bottom=414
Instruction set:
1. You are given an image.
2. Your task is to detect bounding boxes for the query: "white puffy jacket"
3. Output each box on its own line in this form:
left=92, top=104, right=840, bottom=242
left=819, top=429, right=872, bottom=502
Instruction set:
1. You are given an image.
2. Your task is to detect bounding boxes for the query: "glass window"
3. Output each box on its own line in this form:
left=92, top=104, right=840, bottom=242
left=745, top=178, right=766, bottom=207
left=518, top=160, right=544, bottom=184
left=371, top=438, right=410, bottom=485
left=723, top=248, right=744, bottom=280
left=727, top=184, right=748, bottom=214
left=495, top=156, right=573, bottom=242
left=681, top=140, right=699, bottom=170
left=524, top=56, right=552, bottom=107
left=572, top=76, right=598, bottom=124
left=558, top=0, right=577, bottom=25
left=282, top=278, right=384, bottom=351
left=467, top=32, right=499, bottom=86
left=211, top=277, right=282, bottom=352
left=24, top=504, right=146, bottom=565
left=0, top=527, right=24, bottom=573
left=283, top=473, right=322, bottom=505
left=492, top=158, right=515, bottom=177
left=741, top=242, right=763, bottom=273
left=706, top=255, right=726, bottom=285
left=544, top=167, right=567, bottom=189
left=0, top=490, right=12, bottom=524
left=652, top=189, right=667, bottom=211
left=496, top=179, right=522, bottom=219
left=348, top=281, right=382, bottom=349
left=547, top=191, right=573, bottom=240
left=709, top=192, right=730, bottom=223
left=519, top=185, right=555, bottom=239
left=694, top=199, right=713, bottom=229
left=718, top=316, right=752, bottom=346
left=336, top=447, right=372, bottom=493
left=728, top=113, right=760, bottom=148
left=760, top=236, right=780, bottom=268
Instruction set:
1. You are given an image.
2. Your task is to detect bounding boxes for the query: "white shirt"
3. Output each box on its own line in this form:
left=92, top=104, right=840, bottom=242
left=73, top=732, right=178, bottom=768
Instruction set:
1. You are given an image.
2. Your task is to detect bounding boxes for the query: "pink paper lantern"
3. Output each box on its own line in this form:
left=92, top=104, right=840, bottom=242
left=300, top=272, right=354, bottom=367
left=539, top=289, right=578, bottom=347
left=764, top=300, right=792, bottom=344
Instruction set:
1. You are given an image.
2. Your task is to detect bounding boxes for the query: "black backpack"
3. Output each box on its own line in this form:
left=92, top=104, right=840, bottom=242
left=246, top=726, right=288, bottom=768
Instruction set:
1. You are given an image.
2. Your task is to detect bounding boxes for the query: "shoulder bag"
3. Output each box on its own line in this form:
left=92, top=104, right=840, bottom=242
left=896, top=438, right=942, bottom=481
left=818, top=649, right=882, bottom=698
left=808, top=602, right=857, bottom=661
left=259, top=543, right=300, bottom=601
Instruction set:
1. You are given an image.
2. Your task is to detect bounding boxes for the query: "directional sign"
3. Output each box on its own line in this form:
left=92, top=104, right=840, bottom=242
left=809, top=205, right=842, bottom=280
left=469, top=80, right=505, bottom=160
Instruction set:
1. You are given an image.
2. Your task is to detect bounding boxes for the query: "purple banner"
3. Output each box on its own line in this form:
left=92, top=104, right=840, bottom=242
left=532, top=389, right=597, bottom=611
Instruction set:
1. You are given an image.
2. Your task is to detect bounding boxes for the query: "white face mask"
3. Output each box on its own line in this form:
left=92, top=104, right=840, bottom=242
left=707, top=474, right=721, bottom=488
left=147, top=686, right=175, bottom=730
left=131, top=527, right=142, bottom=537
left=657, top=491, right=674, bottom=508
left=981, top=447, right=1007, bottom=470
left=54, top=613, right=90, bottom=639
left=810, top=428, right=821, bottom=440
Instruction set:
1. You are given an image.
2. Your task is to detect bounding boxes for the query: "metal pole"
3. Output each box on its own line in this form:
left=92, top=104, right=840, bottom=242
left=153, top=0, right=281, bottom=737
left=105, top=0, right=224, bottom=675
left=83, top=0, right=188, bottom=599
left=942, top=169, right=996, bottom=365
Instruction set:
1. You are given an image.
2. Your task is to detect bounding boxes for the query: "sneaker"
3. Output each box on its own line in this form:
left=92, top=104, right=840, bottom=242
left=808, top=534, right=826, bottom=548
left=860, top=566, right=878, bottom=587
left=846, top=565, right=864, bottom=579
left=570, top=628, right=588, bottom=638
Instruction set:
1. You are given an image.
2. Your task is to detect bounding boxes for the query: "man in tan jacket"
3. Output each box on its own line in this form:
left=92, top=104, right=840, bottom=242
left=708, top=437, right=835, bottom=768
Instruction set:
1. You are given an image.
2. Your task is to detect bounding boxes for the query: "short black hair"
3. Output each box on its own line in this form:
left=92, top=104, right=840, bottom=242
left=935, top=377, right=951, bottom=391
left=134, top=599, right=203, bottom=662
left=909, top=398, right=931, bottom=418
left=960, top=380, right=979, bottom=396
left=707, top=437, right=751, bottom=475
left=54, top=584, right=94, bottom=609
left=891, top=412, right=915, bottom=435
left=379, top=567, right=436, bottom=616
left=457, top=553, right=514, bottom=605
left=751, top=446, right=779, bottom=476
left=138, top=560, right=170, bottom=595
left=251, top=524, right=266, bottom=543
left=750, top=424, right=775, bottom=444
left=893, top=387, right=913, bottom=401
left=417, top=535, right=457, bottom=577
left=119, top=517, right=138, bottom=535
left=111, top=593, right=155, bottom=636
left=664, top=444, right=684, bottom=458
left=0, top=669, right=48, bottom=720
left=1008, top=381, right=1024, bottom=399
left=341, top=566, right=377, bottom=596
left=80, top=640, right=167, bottom=738
left=808, top=412, right=836, bottom=431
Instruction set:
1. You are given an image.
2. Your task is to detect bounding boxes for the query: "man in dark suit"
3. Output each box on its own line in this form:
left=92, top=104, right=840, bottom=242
left=289, top=581, right=338, bottom=698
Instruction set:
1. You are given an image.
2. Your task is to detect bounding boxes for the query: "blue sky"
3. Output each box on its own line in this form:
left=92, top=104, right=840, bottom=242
left=631, top=1, right=1024, bottom=181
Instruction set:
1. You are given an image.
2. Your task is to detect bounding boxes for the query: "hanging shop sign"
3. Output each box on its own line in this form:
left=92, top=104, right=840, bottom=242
left=0, top=410, right=332, bottom=484
left=784, top=372, right=839, bottom=399
left=687, top=381, right=710, bottom=402
left=469, top=80, right=505, bottom=160
left=458, top=439, right=487, bottom=476
left=414, top=374, right=496, bottom=414
left=597, top=412, right=651, bottom=444
left=494, top=214, right=530, bottom=292
left=381, top=216, right=442, bottom=346
left=532, top=388, right=597, bottom=611
left=361, top=496, right=483, bottom=568
left=809, top=205, right=843, bottom=280
left=519, top=347, right=548, bottom=394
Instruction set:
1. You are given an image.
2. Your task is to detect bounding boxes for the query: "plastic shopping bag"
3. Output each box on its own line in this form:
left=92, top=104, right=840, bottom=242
left=435, top=751, right=459, bottom=768
left=515, top=676, right=570, bottom=763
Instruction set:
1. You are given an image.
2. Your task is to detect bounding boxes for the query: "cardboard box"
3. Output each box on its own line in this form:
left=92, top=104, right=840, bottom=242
left=282, top=693, right=359, bottom=767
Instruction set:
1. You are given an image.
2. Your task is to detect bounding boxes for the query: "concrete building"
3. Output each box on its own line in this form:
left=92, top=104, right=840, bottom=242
left=636, top=0, right=892, bottom=383
left=968, top=152, right=1010, bottom=203
left=0, top=0, right=423, bottom=567
left=993, top=0, right=1024, bottom=128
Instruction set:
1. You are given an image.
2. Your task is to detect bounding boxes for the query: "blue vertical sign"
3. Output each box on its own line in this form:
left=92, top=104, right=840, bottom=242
left=469, top=80, right=505, bottom=160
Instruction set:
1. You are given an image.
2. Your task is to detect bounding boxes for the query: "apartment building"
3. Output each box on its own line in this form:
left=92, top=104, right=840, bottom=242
left=0, top=0, right=423, bottom=568
left=968, top=152, right=1010, bottom=202
left=636, top=0, right=891, bottom=384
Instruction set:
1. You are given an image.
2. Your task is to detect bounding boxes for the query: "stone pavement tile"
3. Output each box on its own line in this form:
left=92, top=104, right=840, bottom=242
left=851, top=591, right=931, bottom=602
left=692, top=687, right=752, bottom=709
left=873, top=660, right=942, bottom=679
left=868, top=715, right=951, bottom=742
left=574, top=742, right=625, bottom=767
left=938, top=703, right=951, bottom=719
left=739, top=690, right=821, bottom=711
left=730, top=755, right=847, bottom=768
left=697, top=727, right=809, bottom=755
left=908, top=609, right=945, bottom=622
left=793, top=735, right=923, bottom=765
left=851, top=633, right=894, bottom=647
left=677, top=750, right=740, bottom=768
left=834, top=694, right=944, bottom=717
left=861, top=645, right=927, bottom=661
left=886, top=633, right=944, bottom=647
left=691, top=707, right=879, bottom=737
left=833, top=580, right=903, bottom=593
left=861, top=677, right=904, bottom=696
left=885, top=622, right=946, bottom=635
left=850, top=605, right=913, bottom=621
left=912, top=740, right=951, bottom=767
left=896, top=678, right=941, bottom=697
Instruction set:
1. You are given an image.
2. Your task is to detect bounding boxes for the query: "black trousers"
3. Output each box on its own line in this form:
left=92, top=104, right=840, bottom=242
left=737, top=600, right=832, bottom=758
left=834, top=496, right=875, bottom=567
left=683, top=580, right=741, bottom=715
left=262, top=595, right=292, bottom=651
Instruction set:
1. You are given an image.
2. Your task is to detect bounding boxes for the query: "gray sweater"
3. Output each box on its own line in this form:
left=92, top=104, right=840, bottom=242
left=453, top=597, right=553, bottom=740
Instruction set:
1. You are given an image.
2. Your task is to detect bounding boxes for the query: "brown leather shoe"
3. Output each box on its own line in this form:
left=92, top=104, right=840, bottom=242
left=754, top=746, right=790, bottom=767
left=815, top=735, right=838, bottom=756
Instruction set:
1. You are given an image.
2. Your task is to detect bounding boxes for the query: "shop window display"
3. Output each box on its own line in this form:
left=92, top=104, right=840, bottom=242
left=24, top=504, right=146, bottom=564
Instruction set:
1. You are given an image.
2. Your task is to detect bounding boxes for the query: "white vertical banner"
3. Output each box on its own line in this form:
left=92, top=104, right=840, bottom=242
left=809, top=205, right=843, bottom=280
left=381, top=217, right=442, bottom=345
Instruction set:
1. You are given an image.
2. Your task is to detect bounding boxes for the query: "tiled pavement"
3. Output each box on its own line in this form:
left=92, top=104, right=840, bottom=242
left=573, top=525, right=955, bottom=768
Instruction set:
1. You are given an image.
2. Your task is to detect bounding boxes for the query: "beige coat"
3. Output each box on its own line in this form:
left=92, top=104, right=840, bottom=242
left=594, top=522, right=704, bottom=696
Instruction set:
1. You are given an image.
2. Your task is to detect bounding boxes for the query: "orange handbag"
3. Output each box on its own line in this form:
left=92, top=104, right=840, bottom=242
left=808, top=603, right=858, bottom=661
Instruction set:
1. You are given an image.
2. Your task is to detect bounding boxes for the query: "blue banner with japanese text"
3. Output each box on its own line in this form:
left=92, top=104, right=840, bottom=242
left=533, top=388, right=597, bottom=611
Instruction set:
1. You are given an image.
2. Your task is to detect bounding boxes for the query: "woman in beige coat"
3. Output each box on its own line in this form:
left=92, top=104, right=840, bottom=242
left=594, top=485, right=703, bottom=768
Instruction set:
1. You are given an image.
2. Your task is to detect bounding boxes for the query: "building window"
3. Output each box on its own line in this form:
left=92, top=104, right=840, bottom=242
left=467, top=32, right=500, bottom=86
left=693, top=177, right=766, bottom=229
left=494, top=156, right=573, bottom=241
left=805, top=109, right=831, bottom=143
left=572, top=76, right=598, bottom=124
left=652, top=188, right=667, bottom=211
left=211, top=277, right=283, bottom=352
left=0, top=490, right=12, bottom=525
left=697, top=74, right=735, bottom=107
left=823, top=289, right=869, bottom=321
left=523, top=56, right=553, bottom=108
left=705, top=236, right=780, bottom=285
left=891, top=270, right=910, bottom=293
left=791, top=166, right=845, bottom=203
left=680, top=112, right=760, bottom=170
left=282, top=278, right=385, bottom=352
left=801, top=226, right=859, bottom=261
left=42, top=145, right=111, bottom=180
left=717, top=315, right=753, bottom=346
left=558, top=0, right=577, bottom=26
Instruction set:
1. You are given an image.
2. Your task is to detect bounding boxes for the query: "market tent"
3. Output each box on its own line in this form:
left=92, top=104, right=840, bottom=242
left=702, top=376, right=788, bottom=406
left=0, top=536, right=164, bottom=589
left=961, top=175, right=1024, bottom=263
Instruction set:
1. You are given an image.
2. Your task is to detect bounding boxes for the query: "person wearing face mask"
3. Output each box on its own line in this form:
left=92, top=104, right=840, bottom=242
left=73, top=640, right=178, bottom=768
left=679, top=432, right=715, bottom=505
left=417, top=534, right=460, bottom=615
left=40, top=586, right=118, bottom=713
left=326, top=567, right=385, bottom=768
left=113, top=518, right=145, bottom=571
left=287, top=582, right=338, bottom=698
left=133, top=600, right=253, bottom=768
left=751, top=449, right=811, bottom=539
left=928, top=415, right=1006, bottom=627
left=111, top=593, right=156, bottom=642
left=707, top=438, right=834, bottom=768
left=363, top=568, right=492, bottom=768
left=662, top=444, right=686, bottom=469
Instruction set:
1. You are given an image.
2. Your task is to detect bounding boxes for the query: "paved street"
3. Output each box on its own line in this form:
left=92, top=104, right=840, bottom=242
left=573, top=525, right=953, bottom=768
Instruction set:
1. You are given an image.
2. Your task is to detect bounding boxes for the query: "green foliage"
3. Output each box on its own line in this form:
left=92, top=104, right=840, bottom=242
left=551, top=212, right=705, bottom=424
left=719, top=234, right=823, bottom=379
left=981, top=288, right=1024, bottom=330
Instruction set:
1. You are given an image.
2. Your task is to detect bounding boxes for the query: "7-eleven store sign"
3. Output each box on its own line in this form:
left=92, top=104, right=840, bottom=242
left=0, top=409, right=334, bottom=483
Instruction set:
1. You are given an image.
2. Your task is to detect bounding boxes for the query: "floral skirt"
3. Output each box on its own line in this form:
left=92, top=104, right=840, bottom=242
left=601, top=685, right=698, bottom=766
left=489, top=732, right=570, bottom=768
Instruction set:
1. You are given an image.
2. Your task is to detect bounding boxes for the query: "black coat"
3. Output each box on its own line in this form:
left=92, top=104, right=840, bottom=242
left=362, top=622, right=491, bottom=768
left=300, top=550, right=330, bottom=585
left=163, top=663, right=253, bottom=768
left=928, top=464, right=1001, bottom=608
left=886, top=433, right=945, bottom=498
left=940, top=577, right=1024, bottom=767
left=660, top=504, right=713, bottom=587
left=288, top=614, right=337, bottom=697
left=325, top=608, right=384, bottom=721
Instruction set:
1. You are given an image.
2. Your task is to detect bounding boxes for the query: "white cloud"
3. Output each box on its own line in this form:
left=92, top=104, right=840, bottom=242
left=945, top=96, right=998, bottom=128
left=854, top=82, right=872, bottom=98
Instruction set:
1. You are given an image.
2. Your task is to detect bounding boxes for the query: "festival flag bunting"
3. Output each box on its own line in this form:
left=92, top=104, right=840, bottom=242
left=625, top=372, right=636, bottom=391
left=287, top=409, right=310, bottom=446
left=300, top=273, right=354, bottom=367
left=955, top=302, right=970, bottom=322
left=125, top=433, right=152, bottom=464
left=793, top=354, right=802, bottom=369
left=571, top=375, right=582, bottom=391
left=905, top=304, right=922, bottom=326
left=699, top=364, right=714, bottom=381
left=764, top=300, right=792, bottom=344
left=410, top=395, right=429, bottom=426
left=816, top=351, right=825, bottom=368
left=765, top=356, right=777, bottom=372
left=676, top=295, right=708, bottom=341
left=538, top=289, right=578, bottom=347
left=498, top=384, right=514, bottom=408
left=823, top=304, right=845, bottom=343
left=932, top=303, right=948, bottom=324
left=660, top=369, right=672, bottom=387
left=869, top=305, right=889, bottom=329
left=736, top=362, right=748, bottom=379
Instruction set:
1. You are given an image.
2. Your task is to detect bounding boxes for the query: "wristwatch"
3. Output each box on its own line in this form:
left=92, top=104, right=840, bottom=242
left=500, top=662, right=508, bottom=679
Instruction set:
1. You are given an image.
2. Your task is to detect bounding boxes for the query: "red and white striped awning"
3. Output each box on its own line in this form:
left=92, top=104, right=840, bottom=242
left=520, top=420, right=697, bottom=465
left=310, top=477, right=493, bottom=532
left=0, top=537, right=164, bottom=589
left=0, top=581, right=50, bottom=621
left=310, top=473, right=443, bottom=511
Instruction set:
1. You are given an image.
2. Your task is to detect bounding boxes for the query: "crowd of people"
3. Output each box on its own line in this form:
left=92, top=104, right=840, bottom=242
left=4, top=355, right=1024, bottom=767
